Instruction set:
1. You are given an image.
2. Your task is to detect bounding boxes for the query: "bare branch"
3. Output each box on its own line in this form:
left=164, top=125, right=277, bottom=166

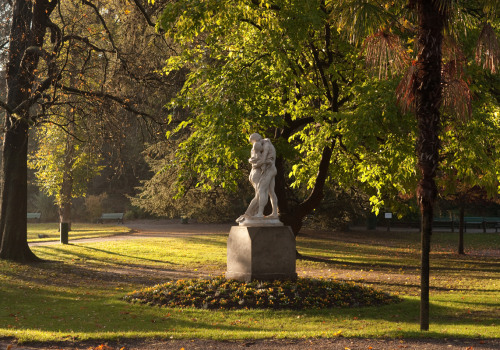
left=56, top=83, right=163, bottom=123
left=81, top=0, right=118, bottom=51
left=128, top=0, right=161, bottom=30
left=62, top=35, right=113, bottom=53
left=11, top=46, right=61, bottom=115
left=46, top=18, right=62, bottom=48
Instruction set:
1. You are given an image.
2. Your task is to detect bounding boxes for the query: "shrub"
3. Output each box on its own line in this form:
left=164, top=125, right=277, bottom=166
left=84, top=193, right=108, bottom=221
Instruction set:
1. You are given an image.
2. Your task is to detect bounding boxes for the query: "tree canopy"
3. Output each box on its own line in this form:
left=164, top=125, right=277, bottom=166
left=151, top=0, right=498, bottom=230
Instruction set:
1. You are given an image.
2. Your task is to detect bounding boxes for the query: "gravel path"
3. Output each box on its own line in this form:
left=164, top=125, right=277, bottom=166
left=2, top=337, right=500, bottom=350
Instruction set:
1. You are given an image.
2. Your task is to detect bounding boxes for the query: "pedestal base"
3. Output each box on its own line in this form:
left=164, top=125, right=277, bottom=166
left=226, top=225, right=297, bottom=282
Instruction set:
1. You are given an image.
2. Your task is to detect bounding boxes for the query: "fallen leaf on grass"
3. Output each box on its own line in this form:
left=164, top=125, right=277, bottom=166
left=88, top=344, right=115, bottom=350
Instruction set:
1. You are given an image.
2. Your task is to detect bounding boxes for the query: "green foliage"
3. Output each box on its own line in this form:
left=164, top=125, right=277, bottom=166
left=155, top=0, right=500, bottom=219
left=125, top=276, right=399, bottom=310
left=28, top=192, right=58, bottom=222
left=157, top=0, right=417, bottom=215
left=29, top=122, right=104, bottom=209
left=439, top=68, right=500, bottom=198
left=84, top=193, right=108, bottom=222
left=132, top=143, right=249, bottom=222
left=304, top=186, right=370, bottom=230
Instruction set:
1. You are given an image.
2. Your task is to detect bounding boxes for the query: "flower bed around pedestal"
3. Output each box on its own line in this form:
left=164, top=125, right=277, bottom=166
left=124, top=276, right=400, bottom=310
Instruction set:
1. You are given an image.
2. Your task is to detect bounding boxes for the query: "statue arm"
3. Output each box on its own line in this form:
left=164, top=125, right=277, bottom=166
left=254, top=141, right=270, bottom=167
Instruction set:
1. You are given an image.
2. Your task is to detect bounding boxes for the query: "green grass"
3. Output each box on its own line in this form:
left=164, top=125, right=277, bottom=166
left=0, top=227, right=498, bottom=343
left=27, top=223, right=132, bottom=242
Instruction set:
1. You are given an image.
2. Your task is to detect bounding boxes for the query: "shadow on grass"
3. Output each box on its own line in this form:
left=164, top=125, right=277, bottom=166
left=36, top=245, right=177, bottom=266
left=1, top=285, right=497, bottom=339
left=297, top=250, right=499, bottom=275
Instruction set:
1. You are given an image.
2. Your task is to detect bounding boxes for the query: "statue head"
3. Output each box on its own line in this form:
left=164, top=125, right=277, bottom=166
left=249, top=133, right=262, bottom=144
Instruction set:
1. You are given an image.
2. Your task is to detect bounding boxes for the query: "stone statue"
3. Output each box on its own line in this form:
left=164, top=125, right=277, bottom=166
left=236, top=133, right=282, bottom=226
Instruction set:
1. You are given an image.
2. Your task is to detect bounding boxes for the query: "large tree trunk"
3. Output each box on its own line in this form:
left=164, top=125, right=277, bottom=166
left=0, top=119, right=39, bottom=261
left=0, top=0, right=57, bottom=262
left=415, top=0, right=446, bottom=332
left=276, top=144, right=333, bottom=236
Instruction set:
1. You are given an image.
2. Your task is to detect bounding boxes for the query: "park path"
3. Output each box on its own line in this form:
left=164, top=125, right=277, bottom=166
left=29, top=220, right=233, bottom=246
left=29, top=219, right=495, bottom=247
left=2, top=336, right=500, bottom=350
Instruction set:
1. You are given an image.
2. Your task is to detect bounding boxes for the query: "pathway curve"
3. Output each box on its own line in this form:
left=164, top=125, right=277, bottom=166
left=29, top=220, right=233, bottom=246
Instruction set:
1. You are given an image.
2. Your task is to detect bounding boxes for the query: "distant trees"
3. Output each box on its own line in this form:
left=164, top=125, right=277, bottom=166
left=0, top=0, right=173, bottom=262
left=29, top=118, right=103, bottom=228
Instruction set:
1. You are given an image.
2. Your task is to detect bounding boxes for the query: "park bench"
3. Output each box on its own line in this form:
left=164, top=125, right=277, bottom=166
left=98, top=213, right=124, bottom=224
left=433, top=218, right=456, bottom=232
left=482, top=217, right=500, bottom=233
left=27, top=212, right=41, bottom=222
left=464, top=217, right=484, bottom=232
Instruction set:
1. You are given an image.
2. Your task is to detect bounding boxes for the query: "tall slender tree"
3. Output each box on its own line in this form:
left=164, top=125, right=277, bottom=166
left=413, top=0, right=447, bottom=331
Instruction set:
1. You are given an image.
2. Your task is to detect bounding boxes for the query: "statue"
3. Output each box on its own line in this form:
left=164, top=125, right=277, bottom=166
left=236, top=133, right=282, bottom=226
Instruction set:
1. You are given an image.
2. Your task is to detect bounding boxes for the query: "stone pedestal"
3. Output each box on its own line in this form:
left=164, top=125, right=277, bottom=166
left=226, top=225, right=297, bottom=282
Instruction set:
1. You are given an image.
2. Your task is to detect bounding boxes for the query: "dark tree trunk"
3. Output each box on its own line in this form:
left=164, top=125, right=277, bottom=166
left=414, top=0, right=446, bottom=332
left=458, top=204, right=465, bottom=255
left=0, top=120, right=39, bottom=261
left=59, top=173, right=73, bottom=231
left=0, top=0, right=57, bottom=262
left=59, top=131, right=75, bottom=231
left=275, top=144, right=334, bottom=236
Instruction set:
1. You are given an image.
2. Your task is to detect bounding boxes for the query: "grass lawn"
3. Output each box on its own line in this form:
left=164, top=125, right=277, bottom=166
left=27, top=223, right=132, bottom=242
left=0, top=225, right=498, bottom=343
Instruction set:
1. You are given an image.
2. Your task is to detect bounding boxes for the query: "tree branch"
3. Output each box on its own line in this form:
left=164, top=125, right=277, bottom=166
left=62, top=35, right=112, bottom=53
left=56, top=83, right=162, bottom=123
left=297, top=141, right=334, bottom=214
left=81, top=0, right=118, bottom=50
left=309, top=41, right=334, bottom=104
left=128, top=0, right=161, bottom=30
left=0, top=100, right=13, bottom=114
left=239, top=18, right=263, bottom=31
left=12, top=46, right=60, bottom=115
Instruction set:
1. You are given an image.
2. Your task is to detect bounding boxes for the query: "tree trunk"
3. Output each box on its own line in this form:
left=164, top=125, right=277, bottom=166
left=59, top=176, right=73, bottom=231
left=59, top=130, right=75, bottom=231
left=0, top=0, right=58, bottom=262
left=0, top=119, right=39, bottom=261
left=276, top=145, right=333, bottom=236
left=458, top=204, right=465, bottom=255
left=415, top=0, right=446, bottom=332
left=415, top=0, right=444, bottom=331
